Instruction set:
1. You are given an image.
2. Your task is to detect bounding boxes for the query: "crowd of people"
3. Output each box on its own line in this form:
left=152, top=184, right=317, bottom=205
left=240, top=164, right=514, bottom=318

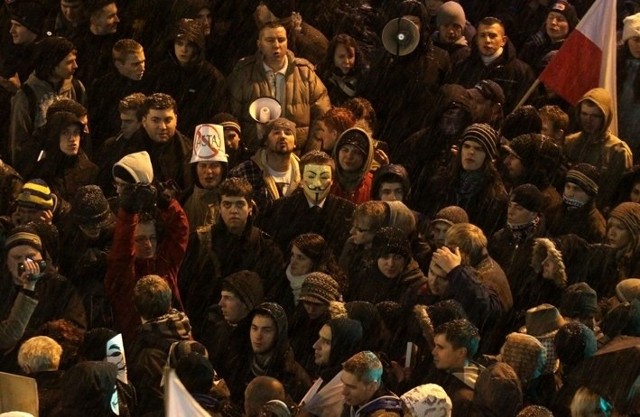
left=2, top=0, right=640, bottom=416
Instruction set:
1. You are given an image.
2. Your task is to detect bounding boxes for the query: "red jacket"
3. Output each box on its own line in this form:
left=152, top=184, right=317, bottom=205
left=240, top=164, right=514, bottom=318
left=105, top=199, right=189, bottom=345
left=330, top=171, right=373, bottom=205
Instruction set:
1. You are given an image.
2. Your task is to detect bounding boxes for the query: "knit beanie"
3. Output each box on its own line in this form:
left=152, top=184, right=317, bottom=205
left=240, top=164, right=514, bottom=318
left=500, top=107, right=542, bottom=141
left=70, top=185, right=113, bottom=227
left=516, top=406, right=554, bottom=417
left=624, top=12, right=640, bottom=43
left=560, top=282, right=598, bottom=318
left=432, top=206, right=469, bottom=226
left=384, top=201, right=417, bottom=236
left=174, top=18, right=206, bottom=54
left=473, top=363, right=523, bottom=417
left=326, top=317, right=363, bottom=366
left=553, top=322, right=597, bottom=368
left=500, top=333, right=547, bottom=384
left=211, top=112, right=242, bottom=135
left=299, top=272, right=341, bottom=305
left=16, top=179, right=55, bottom=210
left=461, top=123, right=499, bottom=161
left=9, top=0, right=46, bottom=36
left=112, top=151, right=154, bottom=184
left=502, top=134, right=543, bottom=169
left=34, top=36, right=76, bottom=80
left=4, top=225, right=43, bottom=253
left=337, top=127, right=370, bottom=156
left=222, top=270, right=264, bottom=311
left=609, top=202, right=640, bottom=235
left=566, top=163, right=600, bottom=196
left=436, top=1, right=465, bottom=29
left=372, top=226, right=412, bottom=261
left=616, top=278, right=640, bottom=303
left=510, top=184, right=544, bottom=213
left=548, top=0, right=579, bottom=32
left=376, top=301, right=402, bottom=332
left=401, top=384, right=453, bottom=417
left=264, top=118, right=297, bottom=141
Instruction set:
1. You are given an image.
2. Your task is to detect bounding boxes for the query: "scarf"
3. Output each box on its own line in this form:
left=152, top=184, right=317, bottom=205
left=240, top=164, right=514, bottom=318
left=286, top=264, right=312, bottom=304
left=456, top=171, right=486, bottom=200
left=563, top=195, right=586, bottom=209
left=251, top=352, right=275, bottom=377
left=508, top=215, right=540, bottom=244
left=451, top=362, right=485, bottom=389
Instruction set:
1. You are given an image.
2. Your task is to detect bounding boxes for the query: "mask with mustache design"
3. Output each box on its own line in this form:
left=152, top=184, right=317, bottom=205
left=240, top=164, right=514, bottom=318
left=303, top=164, right=333, bottom=205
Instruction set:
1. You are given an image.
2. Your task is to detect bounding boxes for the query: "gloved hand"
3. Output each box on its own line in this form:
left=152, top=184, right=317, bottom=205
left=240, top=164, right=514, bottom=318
left=119, top=183, right=139, bottom=213
left=137, top=183, right=157, bottom=213
left=155, top=180, right=178, bottom=210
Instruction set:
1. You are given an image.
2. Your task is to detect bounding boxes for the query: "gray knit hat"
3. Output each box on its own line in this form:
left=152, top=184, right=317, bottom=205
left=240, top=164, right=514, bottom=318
left=299, top=272, right=341, bottom=305
left=436, top=1, right=465, bottom=28
left=461, top=123, right=499, bottom=161
left=70, top=185, right=114, bottom=228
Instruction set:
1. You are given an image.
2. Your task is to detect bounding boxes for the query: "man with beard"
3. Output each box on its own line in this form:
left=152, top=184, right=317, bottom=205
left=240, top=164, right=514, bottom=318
left=229, top=117, right=301, bottom=212
left=258, top=150, right=355, bottom=257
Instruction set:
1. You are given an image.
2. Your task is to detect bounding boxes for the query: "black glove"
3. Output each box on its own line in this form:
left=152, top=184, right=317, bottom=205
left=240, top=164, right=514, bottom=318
left=156, top=180, right=178, bottom=210
left=137, top=183, right=157, bottom=213
left=119, top=183, right=139, bottom=213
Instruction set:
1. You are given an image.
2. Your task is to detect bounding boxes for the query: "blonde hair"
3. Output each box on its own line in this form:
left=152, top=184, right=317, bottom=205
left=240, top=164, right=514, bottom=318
left=570, top=387, right=611, bottom=417
left=18, top=336, right=62, bottom=373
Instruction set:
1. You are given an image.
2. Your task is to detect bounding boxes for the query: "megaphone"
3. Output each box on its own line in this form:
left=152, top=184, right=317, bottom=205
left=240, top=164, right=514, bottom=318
left=381, top=17, right=420, bottom=56
left=249, top=97, right=282, bottom=124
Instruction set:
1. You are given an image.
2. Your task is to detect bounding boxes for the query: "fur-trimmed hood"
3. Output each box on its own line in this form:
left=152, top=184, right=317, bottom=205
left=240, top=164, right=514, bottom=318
left=531, top=238, right=568, bottom=288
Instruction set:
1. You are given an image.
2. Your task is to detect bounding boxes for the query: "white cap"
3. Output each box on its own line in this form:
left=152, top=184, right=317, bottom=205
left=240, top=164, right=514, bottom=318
left=190, top=124, right=227, bottom=164
left=623, top=12, right=640, bottom=42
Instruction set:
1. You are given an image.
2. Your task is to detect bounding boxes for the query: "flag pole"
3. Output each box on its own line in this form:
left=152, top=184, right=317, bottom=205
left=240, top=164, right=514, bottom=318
left=514, top=78, right=541, bottom=111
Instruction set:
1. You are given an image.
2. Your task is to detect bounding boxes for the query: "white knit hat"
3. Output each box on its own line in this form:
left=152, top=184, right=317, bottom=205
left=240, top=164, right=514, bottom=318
left=401, top=384, right=452, bottom=417
left=190, top=124, right=228, bottom=164
left=623, top=12, right=640, bottom=42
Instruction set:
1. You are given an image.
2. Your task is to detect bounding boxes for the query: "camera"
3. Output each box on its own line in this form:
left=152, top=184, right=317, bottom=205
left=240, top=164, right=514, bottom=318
left=17, top=259, right=47, bottom=278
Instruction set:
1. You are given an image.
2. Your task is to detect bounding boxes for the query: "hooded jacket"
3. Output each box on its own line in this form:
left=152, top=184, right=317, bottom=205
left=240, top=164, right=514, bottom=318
left=564, top=88, right=633, bottom=210
left=371, top=165, right=411, bottom=202
left=149, top=18, right=227, bottom=138
left=471, top=363, right=523, bottom=417
left=331, top=128, right=375, bottom=204
left=228, top=49, right=331, bottom=151
left=52, top=361, right=118, bottom=417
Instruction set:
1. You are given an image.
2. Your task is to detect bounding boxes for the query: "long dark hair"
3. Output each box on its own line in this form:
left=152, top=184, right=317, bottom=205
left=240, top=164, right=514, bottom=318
left=319, top=33, right=369, bottom=77
left=289, top=233, right=347, bottom=291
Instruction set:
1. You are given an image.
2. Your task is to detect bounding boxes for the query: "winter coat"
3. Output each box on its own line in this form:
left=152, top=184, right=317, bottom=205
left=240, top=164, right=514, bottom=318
left=0, top=291, right=38, bottom=351
left=149, top=55, right=227, bottom=138
left=362, top=45, right=450, bottom=150
left=347, top=258, right=427, bottom=306
left=9, top=74, right=86, bottom=176
left=447, top=41, right=536, bottom=113
left=178, top=216, right=286, bottom=336
left=32, top=151, right=98, bottom=202
left=343, top=388, right=402, bottom=417
left=71, top=29, right=119, bottom=87
left=117, top=127, right=194, bottom=192
left=331, top=129, right=375, bottom=204
left=0, top=159, right=23, bottom=216
left=227, top=50, right=331, bottom=151
left=34, top=370, right=64, bottom=417
left=105, top=200, right=189, bottom=345
left=88, top=70, right=150, bottom=147
left=128, top=309, right=192, bottom=416
left=227, top=148, right=301, bottom=212
left=181, top=184, right=220, bottom=232
left=0, top=271, right=86, bottom=372
left=258, top=189, right=355, bottom=258
left=547, top=201, right=606, bottom=243
left=564, top=89, right=633, bottom=210
left=422, top=363, right=484, bottom=417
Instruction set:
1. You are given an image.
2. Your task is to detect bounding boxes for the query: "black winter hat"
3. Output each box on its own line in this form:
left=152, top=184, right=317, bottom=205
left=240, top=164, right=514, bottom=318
left=71, top=185, right=114, bottom=228
left=327, top=317, right=363, bottom=366
left=560, top=282, right=598, bottom=318
left=34, top=36, right=76, bottom=79
left=9, top=0, right=47, bottom=36
left=222, top=270, right=264, bottom=311
left=500, top=106, right=542, bottom=141
left=372, top=226, right=412, bottom=261
left=566, top=163, right=600, bottom=196
left=461, top=123, right=499, bottom=161
left=79, top=328, right=117, bottom=361
left=337, top=127, right=370, bottom=156
left=503, top=134, right=544, bottom=170
left=57, top=361, right=118, bottom=416
left=510, top=184, right=544, bottom=213
left=548, top=0, right=579, bottom=31
left=553, top=322, right=597, bottom=368
left=372, top=164, right=411, bottom=201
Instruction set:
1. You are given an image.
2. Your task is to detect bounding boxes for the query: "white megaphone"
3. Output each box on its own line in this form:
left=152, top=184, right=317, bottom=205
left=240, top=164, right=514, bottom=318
left=249, top=97, right=282, bottom=124
left=381, top=17, right=420, bottom=56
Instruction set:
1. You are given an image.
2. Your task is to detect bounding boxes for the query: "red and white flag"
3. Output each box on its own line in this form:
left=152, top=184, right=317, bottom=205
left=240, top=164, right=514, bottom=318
left=539, top=0, right=617, bottom=132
